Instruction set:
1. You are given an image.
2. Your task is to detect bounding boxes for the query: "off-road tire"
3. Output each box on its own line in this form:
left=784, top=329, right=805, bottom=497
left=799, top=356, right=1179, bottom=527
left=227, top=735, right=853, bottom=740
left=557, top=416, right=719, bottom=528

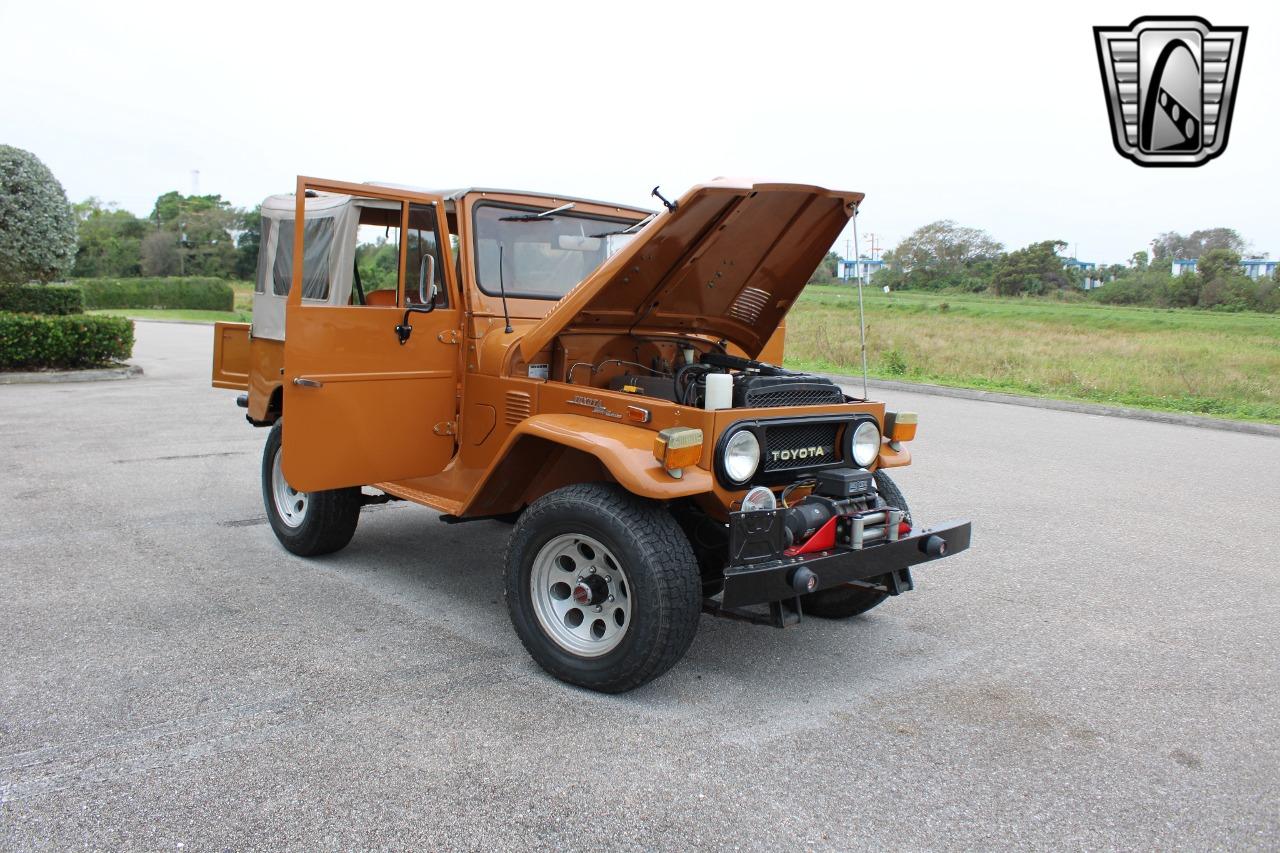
left=261, top=421, right=361, bottom=557
left=800, top=470, right=911, bottom=619
left=505, top=483, right=702, bottom=693
left=873, top=469, right=911, bottom=526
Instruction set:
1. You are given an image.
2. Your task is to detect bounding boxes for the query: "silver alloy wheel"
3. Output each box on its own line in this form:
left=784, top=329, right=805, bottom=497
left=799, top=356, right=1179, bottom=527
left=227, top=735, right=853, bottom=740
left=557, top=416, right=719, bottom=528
left=271, top=447, right=309, bottom=528
left=529, top=533, right=632, bottom=657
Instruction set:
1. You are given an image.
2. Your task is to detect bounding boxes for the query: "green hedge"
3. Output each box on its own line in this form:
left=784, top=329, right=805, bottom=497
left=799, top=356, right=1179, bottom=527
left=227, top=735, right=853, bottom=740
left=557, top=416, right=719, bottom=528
left=0, top=311, right=134, bottom=369
left=79, top=277, right=234, bottom=311
left=0, top=283, right=84, bottom=315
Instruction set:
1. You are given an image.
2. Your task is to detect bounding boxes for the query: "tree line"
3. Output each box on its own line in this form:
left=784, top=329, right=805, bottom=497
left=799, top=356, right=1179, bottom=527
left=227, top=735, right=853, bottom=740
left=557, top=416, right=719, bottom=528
left=71, top=192, right=262, bottom=280
left=66, top=197, right=1280, bottom=314
left=808, top=221, right=1278, bottom=313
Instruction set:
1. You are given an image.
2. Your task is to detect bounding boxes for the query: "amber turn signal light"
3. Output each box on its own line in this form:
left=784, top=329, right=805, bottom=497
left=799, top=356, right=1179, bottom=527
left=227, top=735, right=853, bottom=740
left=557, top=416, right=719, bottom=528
left=884, top=411, right=918, bottom=443
left=653, top=427, right=703, bottom=478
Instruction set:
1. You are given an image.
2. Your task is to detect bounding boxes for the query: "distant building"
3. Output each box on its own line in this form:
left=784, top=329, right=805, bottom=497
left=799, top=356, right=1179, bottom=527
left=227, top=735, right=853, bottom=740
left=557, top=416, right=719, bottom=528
left=1241, top=258, right=1278, bottom=280
left=838, top=257, right=885, bottom=282
left=1171, top=257, right=1277, bottom=279
left=1062, top=257, right=1103, bottom=290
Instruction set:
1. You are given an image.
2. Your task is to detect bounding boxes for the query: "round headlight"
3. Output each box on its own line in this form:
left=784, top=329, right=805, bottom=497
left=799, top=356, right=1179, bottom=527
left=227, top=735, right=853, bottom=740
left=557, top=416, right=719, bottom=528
left=723, top=430, right=761, bottom=484
left=851, top=420, right=881, bottom=468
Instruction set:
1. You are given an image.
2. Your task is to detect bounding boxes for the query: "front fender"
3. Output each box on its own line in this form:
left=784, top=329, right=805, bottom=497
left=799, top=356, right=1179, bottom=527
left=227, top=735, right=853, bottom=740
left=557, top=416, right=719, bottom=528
left=460, top=414, right=712, bottom=516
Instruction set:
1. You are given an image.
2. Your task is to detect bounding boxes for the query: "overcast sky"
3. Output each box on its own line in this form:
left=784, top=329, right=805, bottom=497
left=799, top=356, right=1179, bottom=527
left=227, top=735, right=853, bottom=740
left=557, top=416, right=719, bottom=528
left=2, top=0, right=1275, bottom=264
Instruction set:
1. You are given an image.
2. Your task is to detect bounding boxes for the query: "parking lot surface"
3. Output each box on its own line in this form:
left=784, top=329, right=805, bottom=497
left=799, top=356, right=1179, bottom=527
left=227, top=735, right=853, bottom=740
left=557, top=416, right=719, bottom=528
left=2, top=321, right=1277, bottom=850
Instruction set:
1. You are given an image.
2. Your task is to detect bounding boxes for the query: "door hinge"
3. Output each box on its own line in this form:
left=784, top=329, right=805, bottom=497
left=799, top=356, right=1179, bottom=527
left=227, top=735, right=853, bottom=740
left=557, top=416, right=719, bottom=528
left=433, top=421, right=457, bottom=436
left=437, top=329, right=460, bottom=344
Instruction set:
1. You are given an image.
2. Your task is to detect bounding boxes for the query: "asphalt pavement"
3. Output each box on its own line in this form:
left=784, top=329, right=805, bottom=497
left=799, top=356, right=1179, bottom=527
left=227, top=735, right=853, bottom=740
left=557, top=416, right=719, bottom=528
left=1, top=321, right=1276, bottom=850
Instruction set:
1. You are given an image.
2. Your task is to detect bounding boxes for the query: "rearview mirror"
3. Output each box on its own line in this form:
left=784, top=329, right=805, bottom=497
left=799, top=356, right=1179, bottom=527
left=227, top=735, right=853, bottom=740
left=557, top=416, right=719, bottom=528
left=557, top=235, right=601, bottom=252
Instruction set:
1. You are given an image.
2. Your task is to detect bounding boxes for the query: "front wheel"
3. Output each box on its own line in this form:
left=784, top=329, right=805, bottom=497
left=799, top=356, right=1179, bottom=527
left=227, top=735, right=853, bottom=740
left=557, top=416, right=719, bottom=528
left=261, top=420, right=362, bottom=557
left=505, top=483, right=702, bottom=693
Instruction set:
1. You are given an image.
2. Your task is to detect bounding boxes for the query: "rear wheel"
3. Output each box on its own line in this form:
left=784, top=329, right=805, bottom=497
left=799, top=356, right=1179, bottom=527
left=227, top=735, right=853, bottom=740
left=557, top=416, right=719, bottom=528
left=505, top=483, right=701, bottom=693
left=800, top=470, right=911, bottom=619
left=261, top=421, right=361, bottom=557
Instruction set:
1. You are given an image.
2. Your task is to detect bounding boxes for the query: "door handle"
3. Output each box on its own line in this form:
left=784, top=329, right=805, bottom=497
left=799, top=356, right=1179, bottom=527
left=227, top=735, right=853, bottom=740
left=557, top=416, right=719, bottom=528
left=292, top=377, right=323, bottom=388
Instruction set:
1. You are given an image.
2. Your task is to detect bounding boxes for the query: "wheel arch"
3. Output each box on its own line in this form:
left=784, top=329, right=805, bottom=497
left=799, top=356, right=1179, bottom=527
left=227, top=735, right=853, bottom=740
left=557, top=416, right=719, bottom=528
left=248, top=382, right=283, bottom=426
left=461, top=414, right=713, bottom=518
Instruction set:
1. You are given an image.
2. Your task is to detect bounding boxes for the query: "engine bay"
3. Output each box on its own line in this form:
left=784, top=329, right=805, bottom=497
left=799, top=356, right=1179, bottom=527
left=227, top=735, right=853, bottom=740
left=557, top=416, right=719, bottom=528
left=560, top=338, right=847, bottom=410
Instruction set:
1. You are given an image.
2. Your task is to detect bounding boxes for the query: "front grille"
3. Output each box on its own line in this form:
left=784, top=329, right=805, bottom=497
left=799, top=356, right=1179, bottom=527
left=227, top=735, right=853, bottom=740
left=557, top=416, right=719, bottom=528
left=761, top=421, right=841, bottom=473
left=745, top=386, right=845, bottom=408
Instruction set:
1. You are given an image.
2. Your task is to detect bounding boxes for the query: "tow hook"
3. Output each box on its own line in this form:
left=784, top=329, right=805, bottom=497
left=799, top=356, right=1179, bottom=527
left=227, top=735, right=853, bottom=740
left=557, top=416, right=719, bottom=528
left=789, top=566, right=819, bottom=594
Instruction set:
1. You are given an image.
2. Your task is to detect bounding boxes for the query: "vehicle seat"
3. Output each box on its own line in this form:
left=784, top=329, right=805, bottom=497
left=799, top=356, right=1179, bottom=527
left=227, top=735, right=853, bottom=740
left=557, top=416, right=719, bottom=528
left=364, top=289, right=397, bottom=306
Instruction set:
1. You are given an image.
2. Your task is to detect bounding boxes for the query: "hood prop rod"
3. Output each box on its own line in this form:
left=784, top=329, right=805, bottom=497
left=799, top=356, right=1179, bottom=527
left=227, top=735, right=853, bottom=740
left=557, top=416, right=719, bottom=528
left=852, top=202, right=869, bottom=401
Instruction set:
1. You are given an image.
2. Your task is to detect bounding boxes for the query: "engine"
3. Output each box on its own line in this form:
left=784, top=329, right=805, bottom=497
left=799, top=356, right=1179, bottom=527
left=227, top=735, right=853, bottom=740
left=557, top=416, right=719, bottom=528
left=607, top=352, right=845, bottom=409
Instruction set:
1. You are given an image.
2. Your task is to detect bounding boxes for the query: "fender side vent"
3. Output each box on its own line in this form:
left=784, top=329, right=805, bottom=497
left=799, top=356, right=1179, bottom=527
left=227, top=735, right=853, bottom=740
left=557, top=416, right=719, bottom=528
left=505, top=391, right=532, bottom=425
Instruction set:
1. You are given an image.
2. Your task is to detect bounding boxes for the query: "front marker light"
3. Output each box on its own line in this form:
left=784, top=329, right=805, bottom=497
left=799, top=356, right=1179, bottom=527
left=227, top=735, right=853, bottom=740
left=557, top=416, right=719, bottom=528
left=851, top=420, right=881, bottom=468
left=885, top=411, right=918, bottom=442
left=654, top=427, right=703, bottom=479
left=723, top=430, right=761, bottom=484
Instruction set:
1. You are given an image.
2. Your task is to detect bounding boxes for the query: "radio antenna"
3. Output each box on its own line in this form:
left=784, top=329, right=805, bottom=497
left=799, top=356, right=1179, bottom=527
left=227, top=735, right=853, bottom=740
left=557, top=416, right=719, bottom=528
left=498, top=244, right=514, bottom=334
left=852, top=203, right=868, bottom=400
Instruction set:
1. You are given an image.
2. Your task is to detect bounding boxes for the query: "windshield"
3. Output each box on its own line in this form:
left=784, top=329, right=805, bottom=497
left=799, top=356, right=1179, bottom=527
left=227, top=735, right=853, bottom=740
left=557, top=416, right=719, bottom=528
left=473, top=203, right=640, bottom=300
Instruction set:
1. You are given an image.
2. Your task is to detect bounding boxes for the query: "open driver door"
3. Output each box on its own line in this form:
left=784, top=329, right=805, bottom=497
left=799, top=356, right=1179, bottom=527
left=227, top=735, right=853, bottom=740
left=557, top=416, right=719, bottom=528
left=281, top=177, right=461, bottom=492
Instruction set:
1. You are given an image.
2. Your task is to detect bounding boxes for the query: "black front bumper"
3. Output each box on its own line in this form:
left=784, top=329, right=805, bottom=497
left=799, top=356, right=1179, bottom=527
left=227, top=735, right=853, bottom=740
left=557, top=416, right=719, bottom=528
left=719, top=517, right=972, bottom=609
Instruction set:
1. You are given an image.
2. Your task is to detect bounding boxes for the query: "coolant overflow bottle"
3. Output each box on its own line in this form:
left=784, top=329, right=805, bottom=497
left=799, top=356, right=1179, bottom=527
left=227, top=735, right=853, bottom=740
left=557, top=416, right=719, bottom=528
left=705, top=373, right=732, bottom=410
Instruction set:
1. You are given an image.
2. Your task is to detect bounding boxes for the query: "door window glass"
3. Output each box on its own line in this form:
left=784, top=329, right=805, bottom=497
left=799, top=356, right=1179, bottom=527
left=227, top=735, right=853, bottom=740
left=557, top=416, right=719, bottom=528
left=354, top=205, right=401, bottom=305
left=406, top=203, right=448, bottom=308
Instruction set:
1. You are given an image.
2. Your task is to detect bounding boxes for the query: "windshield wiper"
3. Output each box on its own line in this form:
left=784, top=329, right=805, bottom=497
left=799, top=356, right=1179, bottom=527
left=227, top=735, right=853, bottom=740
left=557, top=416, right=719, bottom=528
left=500, top=201, right=575, bottom=222
left=589, top=212, right=656, bottom=238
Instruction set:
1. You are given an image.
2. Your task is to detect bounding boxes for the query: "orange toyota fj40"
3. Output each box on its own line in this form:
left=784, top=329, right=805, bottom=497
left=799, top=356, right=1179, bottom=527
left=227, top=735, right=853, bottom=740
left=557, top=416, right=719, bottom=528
left=212, top=177, right=971, bottom=692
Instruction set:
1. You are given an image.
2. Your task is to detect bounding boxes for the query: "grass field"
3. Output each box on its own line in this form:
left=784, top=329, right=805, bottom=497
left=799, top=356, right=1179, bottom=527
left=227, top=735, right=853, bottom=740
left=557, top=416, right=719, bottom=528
left=90, top=280, right=1280, bottom=424
left=91, top=308, right=252, bottom=323
left=786, top=285, right=1280, bottom=423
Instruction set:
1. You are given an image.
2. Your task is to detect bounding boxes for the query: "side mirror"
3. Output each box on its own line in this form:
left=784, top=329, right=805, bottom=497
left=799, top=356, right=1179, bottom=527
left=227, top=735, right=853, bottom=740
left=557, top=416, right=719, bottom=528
left=417, top=254, right=436, bottom=305
left=397, top=253, right=438, bottom=345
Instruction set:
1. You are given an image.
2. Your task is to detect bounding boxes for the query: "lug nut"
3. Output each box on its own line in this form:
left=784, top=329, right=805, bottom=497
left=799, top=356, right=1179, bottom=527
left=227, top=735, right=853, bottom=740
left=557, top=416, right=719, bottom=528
left=593, top=605, right=603, bottom=613
left=589, top=567, right=597, bottom=574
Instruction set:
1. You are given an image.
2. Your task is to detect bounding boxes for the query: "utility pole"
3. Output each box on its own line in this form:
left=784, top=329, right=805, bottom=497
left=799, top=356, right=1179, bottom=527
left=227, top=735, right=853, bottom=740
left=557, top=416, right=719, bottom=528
left=864, top=232, right=882, bottom=261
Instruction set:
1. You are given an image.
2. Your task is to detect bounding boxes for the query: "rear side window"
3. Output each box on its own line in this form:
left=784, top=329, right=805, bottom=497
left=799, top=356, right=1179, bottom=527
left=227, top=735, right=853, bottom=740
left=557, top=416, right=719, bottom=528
left=273, top=218, right=335, bottom=299
left=254, top=218, right=272, bottom=294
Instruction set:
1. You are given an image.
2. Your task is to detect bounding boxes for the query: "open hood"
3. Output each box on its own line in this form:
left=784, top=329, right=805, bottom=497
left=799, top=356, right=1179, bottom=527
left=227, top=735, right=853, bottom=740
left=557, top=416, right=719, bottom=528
left=519, top=179, right=862, bottom=361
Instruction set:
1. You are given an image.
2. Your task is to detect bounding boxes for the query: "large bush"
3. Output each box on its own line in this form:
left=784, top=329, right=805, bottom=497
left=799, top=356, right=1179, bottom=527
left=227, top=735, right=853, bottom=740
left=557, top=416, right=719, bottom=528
left=79, top=277, right=234, bottom=311
left=0, top=283, right=84, bottom=315
left=0, top=312, right=133, bottom=369
left=0, top=146, right=78, bottom=284
left=1089, top=265, right=1277, bottom=312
